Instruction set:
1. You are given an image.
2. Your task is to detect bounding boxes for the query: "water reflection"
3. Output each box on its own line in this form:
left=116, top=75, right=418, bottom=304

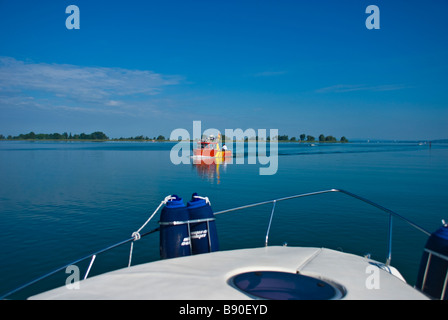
left=193, top=157, right=231, bottom=184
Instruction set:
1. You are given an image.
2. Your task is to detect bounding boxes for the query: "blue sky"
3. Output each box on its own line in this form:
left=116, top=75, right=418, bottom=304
left=0, top=0, right=447, bottom=140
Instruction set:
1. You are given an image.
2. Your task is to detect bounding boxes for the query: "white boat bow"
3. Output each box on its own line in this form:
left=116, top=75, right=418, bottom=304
left=29, top=246, right=428, bottom=300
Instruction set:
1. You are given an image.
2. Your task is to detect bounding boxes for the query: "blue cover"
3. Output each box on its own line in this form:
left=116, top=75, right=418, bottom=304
left=416, top=225, right=448, bottom=299
left=159, top=195, right=191, bottom=259
left=187, top=193, right=219, bottom=254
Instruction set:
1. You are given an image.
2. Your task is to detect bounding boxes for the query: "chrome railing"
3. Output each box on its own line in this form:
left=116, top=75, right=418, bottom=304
left=0, top=188, right=432, bottom=299
left=420, top=248, right=448, bottom=300
left=213, top=189, right=431, bottom=265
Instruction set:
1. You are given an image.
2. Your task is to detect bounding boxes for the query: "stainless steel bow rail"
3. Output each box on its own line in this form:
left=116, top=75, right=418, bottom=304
left=0, top=188, right=432, bottom=299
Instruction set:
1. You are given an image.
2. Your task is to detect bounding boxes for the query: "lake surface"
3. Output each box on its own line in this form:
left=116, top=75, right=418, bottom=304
left=1, top=141, right=447, bottom=299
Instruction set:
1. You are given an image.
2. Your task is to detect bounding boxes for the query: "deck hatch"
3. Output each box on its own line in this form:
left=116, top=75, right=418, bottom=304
left=231, top=271, right=344, bottom=300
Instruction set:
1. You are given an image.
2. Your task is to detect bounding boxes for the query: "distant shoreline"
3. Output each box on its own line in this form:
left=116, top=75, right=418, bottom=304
left=0, top=139, right=445, bottom=144
left=0, top=131, right=446, bottom=143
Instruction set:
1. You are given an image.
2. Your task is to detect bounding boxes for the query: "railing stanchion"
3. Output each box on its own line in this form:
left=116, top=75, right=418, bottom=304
left=265, top=200, right=276, bottom=247
left=386, top=215, right=393, bottom=266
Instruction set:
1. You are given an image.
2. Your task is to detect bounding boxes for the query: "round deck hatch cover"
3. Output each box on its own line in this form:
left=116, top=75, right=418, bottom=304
left=231, top=271, right=344, bottom=300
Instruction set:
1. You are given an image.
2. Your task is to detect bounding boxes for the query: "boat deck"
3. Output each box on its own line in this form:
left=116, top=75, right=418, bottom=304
left=29, top=246, right=428, bottom=300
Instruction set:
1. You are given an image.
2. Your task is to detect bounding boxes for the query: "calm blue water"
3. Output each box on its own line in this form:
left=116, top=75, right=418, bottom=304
left=1, top=141, right=447, bottom=299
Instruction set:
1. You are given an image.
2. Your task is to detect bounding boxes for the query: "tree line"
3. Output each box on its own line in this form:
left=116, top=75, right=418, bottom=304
left=254, top=134, right=348, bottom=143
left=0, top=131, right=109, bottom=140
left=0, top=131, right=169, bottom=141
left=112, top=135, right=166, bottom=141
left=0, top=132, right=348, bottom=143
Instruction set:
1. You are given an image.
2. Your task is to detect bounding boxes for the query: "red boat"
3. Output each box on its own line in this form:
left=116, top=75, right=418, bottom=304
left=193, top=135, right=232, bottom=159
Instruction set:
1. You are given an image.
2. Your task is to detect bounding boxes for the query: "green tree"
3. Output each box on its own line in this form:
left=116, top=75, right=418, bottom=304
left=340, top=136, right=349, bottom=143
left=319, top=134, right=325, bottom=142
left=90, top=131, right=109, bottom=140
left=300, top=133, right=306, bottom=141
left=156, top=135, right=166, bottom=141
left=290, top=136, right=296, bottom=142
left=52, top=133, right=62, bottom=139
left=306, top=135, right=315, bottom=142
